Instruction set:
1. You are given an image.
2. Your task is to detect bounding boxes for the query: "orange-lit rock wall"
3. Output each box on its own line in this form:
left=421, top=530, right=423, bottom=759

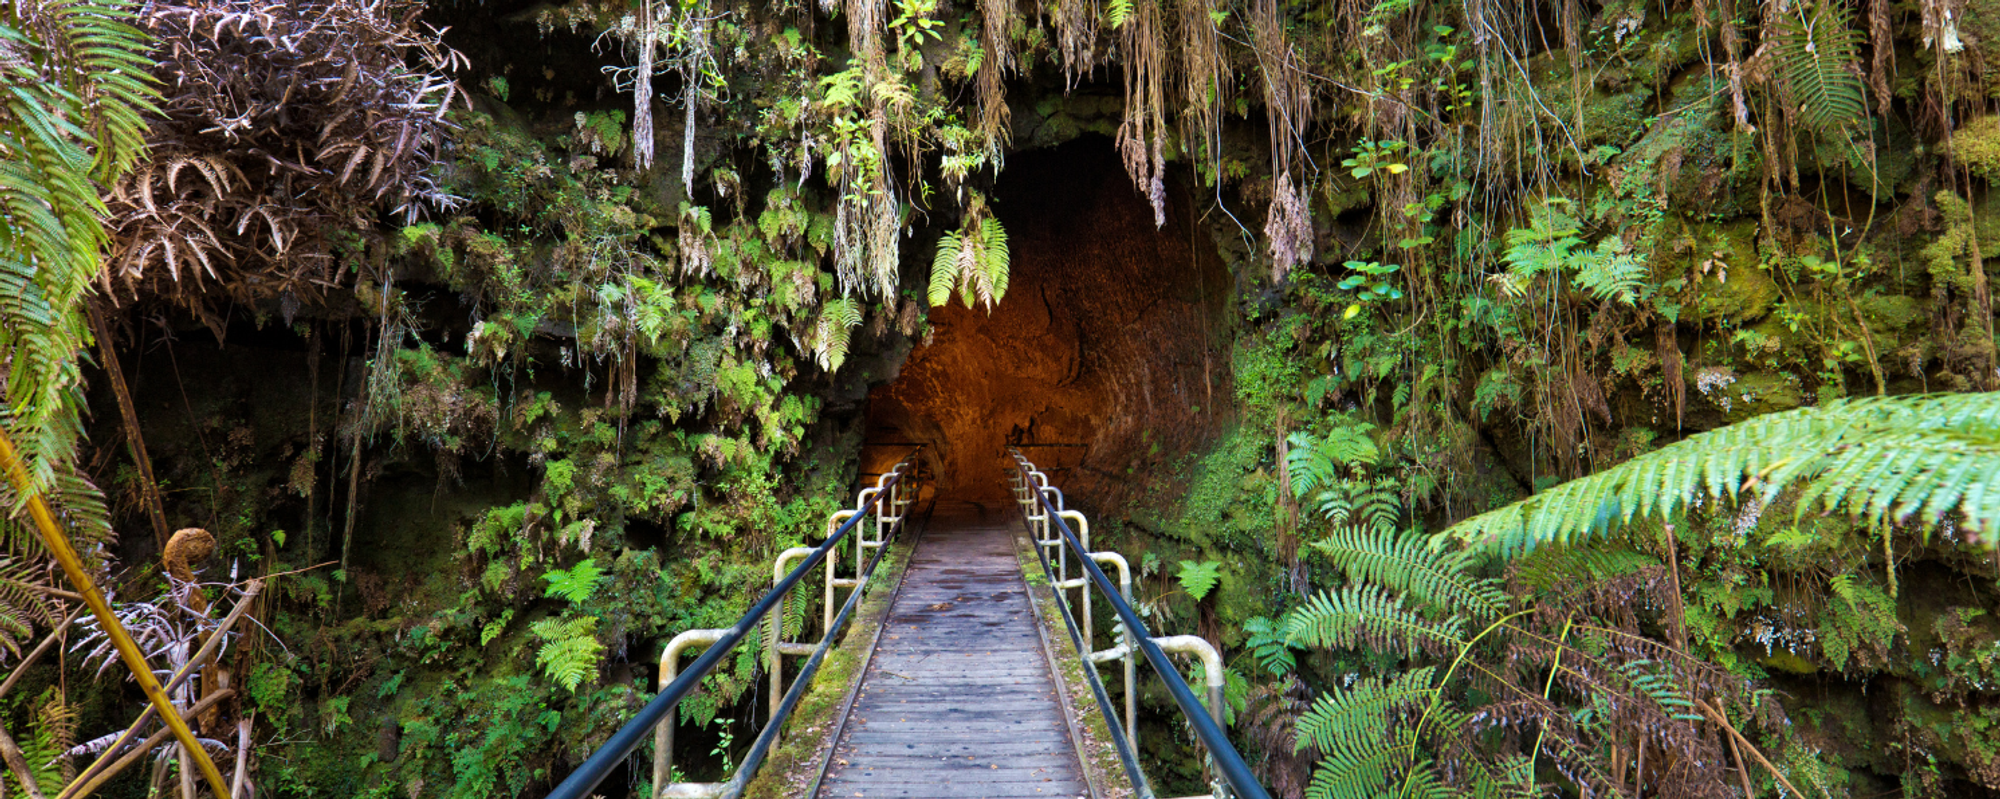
left=866, top=138, right=1232, bottom=505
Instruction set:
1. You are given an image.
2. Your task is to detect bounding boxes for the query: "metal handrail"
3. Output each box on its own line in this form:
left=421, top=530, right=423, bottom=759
left=545, top=449, right=923, bottom=799
left=1010, top=450, right=1272, bottom=799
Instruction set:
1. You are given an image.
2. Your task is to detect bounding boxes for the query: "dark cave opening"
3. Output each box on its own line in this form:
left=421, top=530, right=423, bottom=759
left=865, top=136, right=1233, bottom=506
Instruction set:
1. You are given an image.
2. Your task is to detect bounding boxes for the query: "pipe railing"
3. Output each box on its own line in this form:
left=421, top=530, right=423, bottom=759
left=546, top=448, right=924, bottom=799
left=1010, top=450, right=1270, bottom=799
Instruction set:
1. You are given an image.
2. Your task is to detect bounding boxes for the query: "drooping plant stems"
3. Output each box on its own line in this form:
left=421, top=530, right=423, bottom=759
left=0, top=428, right=233, bottom=799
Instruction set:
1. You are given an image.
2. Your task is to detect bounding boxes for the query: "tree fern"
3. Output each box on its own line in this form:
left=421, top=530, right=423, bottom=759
left=1313, top=528, right=1506, bottom=621
left=1776, top=1, right=1868, bottom=133
left=1285, top=521, right=1789, bottom=799
left=0, top=0, right=155, bottom=648
left=1283, top=583, right=1465, bottom=656
left=1442, top=393, right=2000, bottom=557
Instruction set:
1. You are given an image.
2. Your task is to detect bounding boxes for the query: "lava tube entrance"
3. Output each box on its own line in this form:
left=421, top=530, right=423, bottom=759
left=865, top=137, right=1232, bottom=505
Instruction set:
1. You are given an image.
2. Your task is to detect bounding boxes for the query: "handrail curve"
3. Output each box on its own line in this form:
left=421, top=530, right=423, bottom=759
left=1009, top=449, right=1272, bottom=799
left=545, top=448, right=924, bottom=799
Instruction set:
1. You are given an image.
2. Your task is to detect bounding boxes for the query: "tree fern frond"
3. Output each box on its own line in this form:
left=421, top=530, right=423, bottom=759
left=1284, top=584, right=1466, bottom=655
left=1294, top=667, right=1437, bottom=756
left=1441, top=393, right=2000, bottom=557
left=1314, top=527, right=1506, bottom=620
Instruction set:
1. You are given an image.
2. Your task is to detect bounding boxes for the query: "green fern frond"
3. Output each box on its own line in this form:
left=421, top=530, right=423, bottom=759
left=1442, top=393, right=2000, bottom=558
left=927, top=197, right=1011, bottom=311
left=1284, top=584, right=1466, bottom=655
left=1573, top=243, right=1646, bottom=305
left=1509, top=545, right=1659, bottom=592
left=1294, top=666, right=1436, bottom=756
left=1314, top=528, right=1506, bottom=620
left=531, top=616, right=604, bottom=692
left=0, top=0, right=154, bottom=581
left=1776, top=1, right=1868, bottom=132
left=812, top=296, right=864, bottom=371
left=929, top=231, right=963, bottom=308
left=1176, top=560, right=1222, bottom=601
left=1105, top=0, right=1136, bottom=28
left=540, top=558, right=604, bottom=604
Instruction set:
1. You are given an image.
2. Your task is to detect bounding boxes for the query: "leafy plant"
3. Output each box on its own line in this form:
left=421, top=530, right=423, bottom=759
left=1242, top=615, right=1298, bottom=676
left=1335, top=261, right=1404, bottom=319
left=1443, top=392, right=2000, bottom=557
left=531, top=616, right=604, bottom=692
left=810, top=296, right=863, bottom=372
left=1775, top=0, right=1867, bottom=132
left=929, top=193, right=1011, bottom=310
left=541, top=559, right=604, bottom=604
left=0, top=0, right=156, bottom=652
left=1493, top=200, right=1647, bottom=306
left=1284, top=525, right=1775, bottom=799
left=1177, top=559, right=1223, bottom=601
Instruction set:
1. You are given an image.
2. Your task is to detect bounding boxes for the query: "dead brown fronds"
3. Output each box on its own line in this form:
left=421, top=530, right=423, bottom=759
left=103, top=0, right=468, bottom=309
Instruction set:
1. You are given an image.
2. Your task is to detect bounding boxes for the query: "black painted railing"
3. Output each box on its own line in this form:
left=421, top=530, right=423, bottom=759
left=1010, top=450, right=1273, bottom=799
left=544, top=449, right=923, bottom=799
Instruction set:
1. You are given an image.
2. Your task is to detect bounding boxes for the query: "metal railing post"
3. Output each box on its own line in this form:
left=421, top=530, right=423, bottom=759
left=654, top=629, right=729, bottom=798
left=823, top=510, right=857, bottom=635
left=1006, top=449, right=1271, bottom=799
left=552, top=449, right=921, bottom=799
left=1087, top=551, right=1136, bottom=748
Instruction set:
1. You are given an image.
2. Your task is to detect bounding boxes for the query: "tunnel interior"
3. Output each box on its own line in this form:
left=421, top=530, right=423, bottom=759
left=866, top=137, right=1233, bottom=505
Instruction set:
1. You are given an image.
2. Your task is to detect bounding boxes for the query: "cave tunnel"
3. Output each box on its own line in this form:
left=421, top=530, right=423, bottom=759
left=866, top=137, right=1234, bottom=507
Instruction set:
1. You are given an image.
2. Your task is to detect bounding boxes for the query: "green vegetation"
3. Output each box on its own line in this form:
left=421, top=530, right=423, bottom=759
left=2, top=0, right=1998, bottom=796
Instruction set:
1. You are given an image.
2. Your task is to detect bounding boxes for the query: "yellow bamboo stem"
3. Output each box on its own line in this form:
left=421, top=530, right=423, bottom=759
left=0, top=430, right=233, bottom=799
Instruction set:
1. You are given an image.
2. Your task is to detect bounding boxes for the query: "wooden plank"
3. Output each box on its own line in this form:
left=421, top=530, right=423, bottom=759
left=817, top=503, right=1087, bottom=799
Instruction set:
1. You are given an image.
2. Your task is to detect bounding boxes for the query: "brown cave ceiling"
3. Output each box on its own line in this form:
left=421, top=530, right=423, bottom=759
left=866, top=137, right=1232, bottom=505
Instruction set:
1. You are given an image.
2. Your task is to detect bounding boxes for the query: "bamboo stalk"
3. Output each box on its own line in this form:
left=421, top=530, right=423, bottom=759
left=55, top=690, right=233, bottom=799
left=0, top=429, right=233, bottom=799
left=63, top=581, right=261, bottom=795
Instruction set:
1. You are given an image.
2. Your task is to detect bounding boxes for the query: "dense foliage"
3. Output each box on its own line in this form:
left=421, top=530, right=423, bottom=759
left=0, top=0, right=1997, bottom=796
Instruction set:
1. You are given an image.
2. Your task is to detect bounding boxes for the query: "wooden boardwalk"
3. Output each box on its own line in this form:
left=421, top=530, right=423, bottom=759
left=817, top=502, right=1089, bottom=799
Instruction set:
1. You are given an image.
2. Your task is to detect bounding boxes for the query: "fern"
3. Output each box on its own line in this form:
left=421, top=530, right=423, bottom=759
left=1294, top=668, right=1438, bottom=799
left=1177, top=559, right=1223, bottom=601
left=811, top=296, right=863, bottom=372
left=1283, top=583, right=1465, bottom=656
left=1313, top=528, right=1506, bottom=621
left=541, top=559, right=604, bottom=604
left=1572, top=241, right=1647, bottom=305
left=1286, top=521, right=1775, bottom=799
left=927, top=194, right=1010, bottom=310
left=1242, top=616, right=1298, bottom=676
left=531, top=616, right=604, bottom=692
left=1442, top=392, right=2000, bottom=557
left=0, top=0, right=152, bottom=648
left=1104, top=0, right=1135, bottom=28
left=1776, top=1, right=1868, bottom=132
left=21, top=689, right=75, bottom=795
